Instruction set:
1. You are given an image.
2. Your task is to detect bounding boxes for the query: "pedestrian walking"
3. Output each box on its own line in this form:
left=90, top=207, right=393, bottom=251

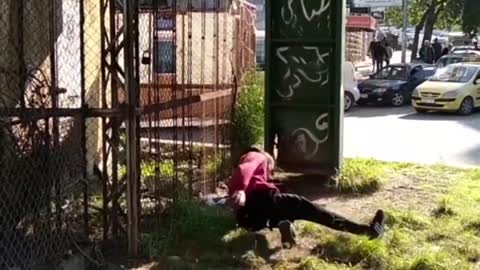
left=419, top=40, right=435, bottom=64
left=432, top=38, right=443, bottom=62
left=442, top=43, right=452, bottom=56
left=385, top=42, right=393, bottom=66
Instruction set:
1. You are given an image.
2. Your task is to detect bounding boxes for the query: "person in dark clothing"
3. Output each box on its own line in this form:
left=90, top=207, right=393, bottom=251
left=368, top=41, right=379, bottom=73
left=373, top=42, right=388, bottom=72
left=432, top=38, right=443, bottom=62
left=442, top=43, right=452, bottom=56
left=474, top=41, right=479, bottom=51
left=228, top=147, right=386, bottom=248
left=385, top=42, right=393, bottom=66
left=419, top=40, right=435, bottom=64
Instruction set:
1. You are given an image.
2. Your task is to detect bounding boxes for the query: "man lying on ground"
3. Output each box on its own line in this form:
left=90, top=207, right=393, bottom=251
left=227, top=146, right=386, bottom=248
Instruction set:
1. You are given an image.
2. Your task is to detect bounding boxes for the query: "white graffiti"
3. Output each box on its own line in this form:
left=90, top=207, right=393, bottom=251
left=281, top=0, right=296, bottom=25
left=275, top=47, right=330, bottom=99
left=291, top=113, right=329, bottom=160
left=301, top=0, right=330, bottom=22
left=280, top=0, right=331, bottom=34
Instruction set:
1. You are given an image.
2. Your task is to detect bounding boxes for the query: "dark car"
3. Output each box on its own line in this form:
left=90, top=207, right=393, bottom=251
left=358, top=64, right=435, bottom=107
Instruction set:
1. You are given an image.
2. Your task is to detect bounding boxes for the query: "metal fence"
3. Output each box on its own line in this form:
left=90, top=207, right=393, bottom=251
left=0, top=0, right=256, bottom=268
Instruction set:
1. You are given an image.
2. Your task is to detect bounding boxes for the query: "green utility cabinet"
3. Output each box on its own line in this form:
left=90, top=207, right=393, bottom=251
left=265, top=0, right=345, bottom=174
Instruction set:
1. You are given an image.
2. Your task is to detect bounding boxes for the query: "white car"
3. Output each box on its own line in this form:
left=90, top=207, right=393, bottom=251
left=343, top=61, right=361, bottom=111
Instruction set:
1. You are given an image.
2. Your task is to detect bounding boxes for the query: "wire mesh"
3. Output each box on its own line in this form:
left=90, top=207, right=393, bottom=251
left=0, top=0, right=256, bottom=267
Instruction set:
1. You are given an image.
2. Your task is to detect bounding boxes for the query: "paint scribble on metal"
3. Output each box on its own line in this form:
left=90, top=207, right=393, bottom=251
left=266, top=0, right=344, bottom=172
left=275, top=46, right=330, bottom=100
left=291, top=113, right=329, bottom=160
left=273, top=0, right=332, bottom=37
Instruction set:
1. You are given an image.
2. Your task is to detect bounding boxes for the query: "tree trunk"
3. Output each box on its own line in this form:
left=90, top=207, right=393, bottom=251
left=424, top=4, right=443, bottom=43
left=411, top=3, right=434, bottom=62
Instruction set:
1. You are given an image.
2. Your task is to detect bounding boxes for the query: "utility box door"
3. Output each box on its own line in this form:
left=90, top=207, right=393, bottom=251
left=265, top=0, right=345, bottom=174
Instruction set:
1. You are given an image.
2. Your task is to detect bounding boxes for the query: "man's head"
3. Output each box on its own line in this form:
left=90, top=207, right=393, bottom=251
left=424, top=40, right=431, bottom=47
left=434, top=38, right=439, bottom=43
left=240, top=145, right=275, bottom=179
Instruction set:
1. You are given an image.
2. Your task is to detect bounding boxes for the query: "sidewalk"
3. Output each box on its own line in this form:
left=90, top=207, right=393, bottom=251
left=353, top=50, right=412, bottom=79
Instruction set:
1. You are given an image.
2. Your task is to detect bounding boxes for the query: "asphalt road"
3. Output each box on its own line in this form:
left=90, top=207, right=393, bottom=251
left=344, top=106, right=480, bottom=168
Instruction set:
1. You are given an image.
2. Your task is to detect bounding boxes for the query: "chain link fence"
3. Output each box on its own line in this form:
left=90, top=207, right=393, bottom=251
left=0, top=0, right=256, bottom=268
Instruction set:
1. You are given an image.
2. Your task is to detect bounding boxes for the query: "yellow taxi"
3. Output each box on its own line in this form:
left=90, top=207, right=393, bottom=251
left=412, top=63, right=480, bottom=115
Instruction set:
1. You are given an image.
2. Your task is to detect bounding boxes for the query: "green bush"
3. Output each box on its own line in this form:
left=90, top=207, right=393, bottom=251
left=231, top=71, right=265, bottom=163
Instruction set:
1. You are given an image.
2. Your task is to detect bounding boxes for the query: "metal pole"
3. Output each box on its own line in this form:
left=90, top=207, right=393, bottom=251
left=124, top=0, right=139, bottom=257
left=401, top=0, right=409, bottom=63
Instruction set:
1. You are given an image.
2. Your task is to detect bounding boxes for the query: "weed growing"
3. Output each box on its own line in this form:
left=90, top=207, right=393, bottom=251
left=337, top=158, right=387, bottom=194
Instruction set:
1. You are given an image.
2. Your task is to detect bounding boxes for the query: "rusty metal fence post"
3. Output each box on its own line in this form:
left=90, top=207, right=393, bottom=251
left=123, top=0, right=140, bottom=256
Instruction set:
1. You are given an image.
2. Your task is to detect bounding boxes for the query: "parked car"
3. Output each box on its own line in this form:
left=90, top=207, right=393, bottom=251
left=449, top=35, right=472, bottom=47
left=343, top=61, right=360, bottom=111
left=256, top=30, right=265, bottom=70
left=357, top=64, right=435, bottom=107
left=451, top=49, right=480, bottom=57
left=435, top=54, right=480, bottom=69
left=412, top=63, right=480, bottom=115
left=451, top=46, right=475, bottom=54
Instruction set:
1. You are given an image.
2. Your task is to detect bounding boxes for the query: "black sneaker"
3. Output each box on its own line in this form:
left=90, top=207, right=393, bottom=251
left=278, top=220, right=297, bottom=249
left=369, top=210, right=386, bottom=239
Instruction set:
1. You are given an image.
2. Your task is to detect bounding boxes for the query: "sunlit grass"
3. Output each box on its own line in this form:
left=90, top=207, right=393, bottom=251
left=337, top=158, right=387, bottom=194
left=139, top=160, right=480, bottom=269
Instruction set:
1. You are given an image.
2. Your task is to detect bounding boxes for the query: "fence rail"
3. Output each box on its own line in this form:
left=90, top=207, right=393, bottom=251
left=0, top=0, right=255, bottom=267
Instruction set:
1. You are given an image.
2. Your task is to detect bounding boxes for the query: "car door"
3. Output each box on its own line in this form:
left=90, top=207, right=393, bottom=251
left=406, top=66, right=425, bottom=91
left=475, top=70, right=480, bottom=107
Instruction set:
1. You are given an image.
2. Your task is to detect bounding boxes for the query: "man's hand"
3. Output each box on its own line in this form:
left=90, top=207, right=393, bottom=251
left=229, top=190, right=246, bottom=209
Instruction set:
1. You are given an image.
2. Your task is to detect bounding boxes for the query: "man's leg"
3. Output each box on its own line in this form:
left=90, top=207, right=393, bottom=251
left=270, top=192, right=384, bottom=238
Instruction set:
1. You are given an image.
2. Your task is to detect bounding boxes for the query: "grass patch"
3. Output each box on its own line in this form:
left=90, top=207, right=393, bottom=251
left=432, top=196, right=456, bottom=217
left=136, top=161, right=480, bottom=269
left=142, top=198, right=237, bottom=258
left=386, top=209, right=432, bottom=230
left=276, top=257, right=358, bottom=270
left=315, top=235, right=389, bottom=268
left=337, top=158, right=387, bottom=194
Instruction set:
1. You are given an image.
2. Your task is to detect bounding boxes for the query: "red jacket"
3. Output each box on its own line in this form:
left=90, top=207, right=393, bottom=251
left=228, top=151, right=279, bottom=196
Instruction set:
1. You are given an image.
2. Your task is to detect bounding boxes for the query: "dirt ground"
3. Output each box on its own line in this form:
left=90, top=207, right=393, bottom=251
left=105, top=166, right=464, bottom=269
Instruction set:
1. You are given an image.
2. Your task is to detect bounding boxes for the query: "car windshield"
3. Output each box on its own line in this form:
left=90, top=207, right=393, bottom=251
left=436, top=57, right=463, bottom=69
left=373, top=66, right=408, bottom=80
left=430, top=66, right=478, bottom=83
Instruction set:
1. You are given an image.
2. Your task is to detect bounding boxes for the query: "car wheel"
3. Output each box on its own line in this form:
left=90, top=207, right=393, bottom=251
left=458, top=97, right=474, bottom=115
left=344, top=92, right=355, bottom=112
left=415, top=108, right=428, bottom=114
left=391, top=92, right=405, bottom=107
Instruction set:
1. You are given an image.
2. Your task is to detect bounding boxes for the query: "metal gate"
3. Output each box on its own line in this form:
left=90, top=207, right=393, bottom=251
left=0, top=0, right=255, bottom=267
left=265, top=0, right=344, bottom=175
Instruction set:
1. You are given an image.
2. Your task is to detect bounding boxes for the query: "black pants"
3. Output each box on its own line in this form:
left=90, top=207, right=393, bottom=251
left=375, top=59, right=384, bottom=72
left=236, top=190, right=372, bottom=235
